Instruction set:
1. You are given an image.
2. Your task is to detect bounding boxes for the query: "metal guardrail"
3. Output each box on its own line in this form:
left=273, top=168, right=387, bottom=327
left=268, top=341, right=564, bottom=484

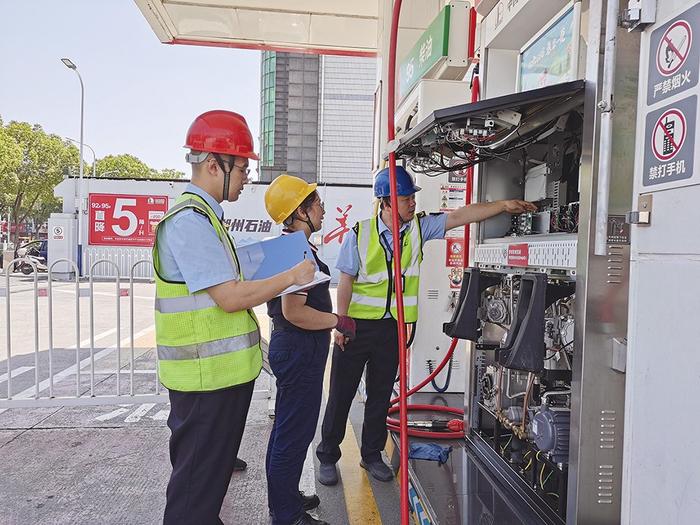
left=1, top=257, right=165, bottom=408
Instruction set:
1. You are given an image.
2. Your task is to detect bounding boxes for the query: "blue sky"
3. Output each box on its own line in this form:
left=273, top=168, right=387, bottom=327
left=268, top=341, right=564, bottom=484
left=0, top=0, right=261, bottom=175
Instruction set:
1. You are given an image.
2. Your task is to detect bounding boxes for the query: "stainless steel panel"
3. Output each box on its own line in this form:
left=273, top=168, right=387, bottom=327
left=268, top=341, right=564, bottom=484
left=567, top=0, right=638, bottom=522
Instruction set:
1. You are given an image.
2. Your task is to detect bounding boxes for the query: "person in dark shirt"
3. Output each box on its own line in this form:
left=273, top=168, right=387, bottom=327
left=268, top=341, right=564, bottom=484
left=263, top=175, right=356, bottom=525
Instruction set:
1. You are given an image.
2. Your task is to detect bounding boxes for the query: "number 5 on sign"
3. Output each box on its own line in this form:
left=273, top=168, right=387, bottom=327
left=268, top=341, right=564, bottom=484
left=112, top=198, right=138, bottom=237
left=88, top=193, right=169, bottom=247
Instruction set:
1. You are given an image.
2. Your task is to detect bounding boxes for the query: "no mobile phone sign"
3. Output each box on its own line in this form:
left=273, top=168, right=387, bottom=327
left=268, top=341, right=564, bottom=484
left=643, top=96, right=696, bottom=187
left=651, top=108, right=687, bottom=162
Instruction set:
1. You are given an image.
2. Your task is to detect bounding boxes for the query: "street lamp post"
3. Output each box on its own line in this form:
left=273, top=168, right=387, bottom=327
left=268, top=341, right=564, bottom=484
left=67, top=137, right=96, bottom=178
left=61, top=58, right=85, bottom=276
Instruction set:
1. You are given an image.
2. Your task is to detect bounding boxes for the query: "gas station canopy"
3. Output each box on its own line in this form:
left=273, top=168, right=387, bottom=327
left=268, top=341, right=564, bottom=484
left=134, top=0, right=378, bottom=56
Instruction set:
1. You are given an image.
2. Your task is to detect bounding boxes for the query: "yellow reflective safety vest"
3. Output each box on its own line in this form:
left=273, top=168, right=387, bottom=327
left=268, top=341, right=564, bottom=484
left=348, top=214, right=423, bottom=322
left=152, top=192, right=262, bottom=392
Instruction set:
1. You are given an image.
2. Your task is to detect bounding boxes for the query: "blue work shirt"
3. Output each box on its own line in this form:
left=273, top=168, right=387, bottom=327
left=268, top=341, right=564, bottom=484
left=156, top=183, right=238, bottom=293
left=335, top=212, right=448, bottom=277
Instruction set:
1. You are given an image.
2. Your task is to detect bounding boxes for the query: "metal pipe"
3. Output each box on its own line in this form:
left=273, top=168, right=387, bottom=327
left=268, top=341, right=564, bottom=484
left=541, top=389, right=572, bottom=406
left=89, top=266, right=95, bottom=397
left=48, top=259, right=80, bottom=398
left=505, top=369, right=527, bottom=399
left=33, top=268, right=39, bottom=398
left=5, top=262, right=14, bottom=399
left=129, top=260, right=151, bottom=396
left=66, top=138, right=96, bottom=178
left=116, top=270, right=121, bottom=396
left=4, top=258, right=37, bottom=399
left=594, top=0, right=620, bottom=255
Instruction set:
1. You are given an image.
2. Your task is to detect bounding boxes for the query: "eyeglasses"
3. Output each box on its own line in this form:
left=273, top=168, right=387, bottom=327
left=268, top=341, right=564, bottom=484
left=233, top=163, right=251, bottom=177
left=212, top=154, right=251, bottom=177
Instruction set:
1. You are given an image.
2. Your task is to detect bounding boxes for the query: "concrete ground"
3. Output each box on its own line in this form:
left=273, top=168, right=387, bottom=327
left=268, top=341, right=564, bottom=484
left=0, top=275, right=401, bottom=525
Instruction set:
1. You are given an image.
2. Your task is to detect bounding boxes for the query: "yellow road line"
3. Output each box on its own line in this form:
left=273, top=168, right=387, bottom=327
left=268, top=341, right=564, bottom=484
left=322, top=349, right=383, bottom=525
left=339, top=420, right=383, bottom=524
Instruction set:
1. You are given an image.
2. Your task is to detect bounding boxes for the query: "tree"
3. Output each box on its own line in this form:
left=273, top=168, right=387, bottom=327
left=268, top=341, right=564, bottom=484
left=0, top=125, right=23, bottom=217
left=0, top=121, right=79, bottom=245
left=93, top=154, right=185, bottom=180
left=94, top=154, right=152, bottom=179
left=156, top=168, right=186, bottom=179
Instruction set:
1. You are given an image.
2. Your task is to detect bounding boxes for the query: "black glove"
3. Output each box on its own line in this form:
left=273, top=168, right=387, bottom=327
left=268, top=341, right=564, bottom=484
left=334, top=314, right=356, bottom=341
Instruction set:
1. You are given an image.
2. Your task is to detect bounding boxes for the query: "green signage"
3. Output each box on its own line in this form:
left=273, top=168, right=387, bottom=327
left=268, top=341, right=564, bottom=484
left=399, top=6, right=451, bottom=100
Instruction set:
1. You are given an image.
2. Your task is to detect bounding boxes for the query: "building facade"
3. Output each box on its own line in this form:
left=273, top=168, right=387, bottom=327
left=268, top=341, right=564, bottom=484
left=259, top=51, right=376, bottom=185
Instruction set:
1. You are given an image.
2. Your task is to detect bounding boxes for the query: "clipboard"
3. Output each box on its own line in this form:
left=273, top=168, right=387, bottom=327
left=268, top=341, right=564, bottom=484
left=234, top=230, right=331, bottom=296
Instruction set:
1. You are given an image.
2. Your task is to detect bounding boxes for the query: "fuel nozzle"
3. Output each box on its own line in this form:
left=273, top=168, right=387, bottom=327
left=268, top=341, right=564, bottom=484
left=406, top=419, right=464, bottom=432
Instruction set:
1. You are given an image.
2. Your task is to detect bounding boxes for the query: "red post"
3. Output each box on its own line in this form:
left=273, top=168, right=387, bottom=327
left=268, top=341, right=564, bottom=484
left=464, top=7, right=479, bottom=269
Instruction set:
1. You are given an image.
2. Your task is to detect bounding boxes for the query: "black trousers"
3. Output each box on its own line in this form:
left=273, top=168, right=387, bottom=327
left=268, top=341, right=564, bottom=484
left=163, top=380, right=255, bottom=525
left=316, top=317, right=399, bottom=465
left=266, top=327, right=330, bottom=525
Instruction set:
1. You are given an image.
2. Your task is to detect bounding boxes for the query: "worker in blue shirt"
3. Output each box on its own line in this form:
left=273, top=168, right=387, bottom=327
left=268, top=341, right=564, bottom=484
left=156, top=111, right=315, bottom=524
left=316, top=166, right=536, bottom=485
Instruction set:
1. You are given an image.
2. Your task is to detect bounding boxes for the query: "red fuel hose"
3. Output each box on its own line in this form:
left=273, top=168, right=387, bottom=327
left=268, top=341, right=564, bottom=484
left=385, top=2, right=410, bottom=522
left=385, top=4, right=478, bottom=523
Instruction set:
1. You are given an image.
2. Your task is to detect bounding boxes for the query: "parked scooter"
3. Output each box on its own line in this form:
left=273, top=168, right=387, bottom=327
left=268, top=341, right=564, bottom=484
left=17, top=253, right=48, bottom=275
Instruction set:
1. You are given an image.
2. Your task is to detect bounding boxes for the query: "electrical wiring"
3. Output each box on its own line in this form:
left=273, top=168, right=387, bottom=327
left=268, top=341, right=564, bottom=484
left=540, top=463, right=555, bottom=489
left=500, top=435, right=513, bottom=454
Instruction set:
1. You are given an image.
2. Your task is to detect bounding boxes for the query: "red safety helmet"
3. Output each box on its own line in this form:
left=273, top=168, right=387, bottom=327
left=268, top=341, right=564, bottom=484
left=184, top=110, right=259, bottom=161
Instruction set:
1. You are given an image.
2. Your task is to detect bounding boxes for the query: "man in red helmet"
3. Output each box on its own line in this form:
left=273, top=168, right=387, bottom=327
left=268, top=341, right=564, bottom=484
left=153, top=110, right=316, bottom=524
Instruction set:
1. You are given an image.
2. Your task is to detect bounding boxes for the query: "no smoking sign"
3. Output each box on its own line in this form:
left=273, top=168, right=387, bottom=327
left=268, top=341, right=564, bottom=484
left=657, top=20, right=692, bottom=77
left=647, top=4, right=700, bottom=104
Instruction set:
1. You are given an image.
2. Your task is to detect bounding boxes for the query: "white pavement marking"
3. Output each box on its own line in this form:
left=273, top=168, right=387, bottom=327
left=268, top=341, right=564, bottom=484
left=0, top=366, right=34, bottom=383
left=11, top=325, right=155, bottom=401
left=95, top=407, right=131, bottom=421
left=299, top=445, right=315, bottom=496
left=53, top=288, right=154, bottom=300
left=124, top=403, right=156, bottom=423
left=149, top=409, right=169, bottom=421
left=66, top=327, right=117, bottom=350
left=93, top=370, right=156, bottom=375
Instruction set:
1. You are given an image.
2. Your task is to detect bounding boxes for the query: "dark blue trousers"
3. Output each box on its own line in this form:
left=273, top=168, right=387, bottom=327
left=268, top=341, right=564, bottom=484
left=266, top=327, right=330, bottom=525
left=164, top=380, right=254, bottom=525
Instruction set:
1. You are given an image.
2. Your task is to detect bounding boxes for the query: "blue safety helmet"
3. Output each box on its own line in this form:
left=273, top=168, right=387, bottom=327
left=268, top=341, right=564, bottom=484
left=373, top=166, right=421, bottom=198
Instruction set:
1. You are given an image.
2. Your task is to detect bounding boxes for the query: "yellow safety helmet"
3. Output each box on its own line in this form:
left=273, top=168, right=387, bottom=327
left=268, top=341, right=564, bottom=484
left=264, top=174, right=318, bottom=224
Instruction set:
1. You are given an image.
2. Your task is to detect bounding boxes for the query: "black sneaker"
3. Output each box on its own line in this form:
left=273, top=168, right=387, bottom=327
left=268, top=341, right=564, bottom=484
left=317, top=463, right=338, bottom=486
left=300, top=491, right=320, bottom=511
left=269, top=491, right=321, bottom=518
left=360, top=459, right=394, bottom=481
left=291, top=512, right=329, bottom=525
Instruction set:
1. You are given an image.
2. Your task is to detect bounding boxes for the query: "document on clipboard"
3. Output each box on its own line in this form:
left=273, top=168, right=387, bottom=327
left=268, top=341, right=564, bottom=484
left=233, top=230, right=331, bottom=296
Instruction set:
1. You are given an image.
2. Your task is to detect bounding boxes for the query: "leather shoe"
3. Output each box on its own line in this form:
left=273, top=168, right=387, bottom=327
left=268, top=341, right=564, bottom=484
left=317, top=463, right=338, bottom=486
left=268, top=491, right=321, bottom=518
left=233, top=457, right=247, bottom=471
left=360, top=459, right=394, bottom=481
left=291, top=512, right=329, bottom=525
left=300, top=491, right=320, bottom=511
